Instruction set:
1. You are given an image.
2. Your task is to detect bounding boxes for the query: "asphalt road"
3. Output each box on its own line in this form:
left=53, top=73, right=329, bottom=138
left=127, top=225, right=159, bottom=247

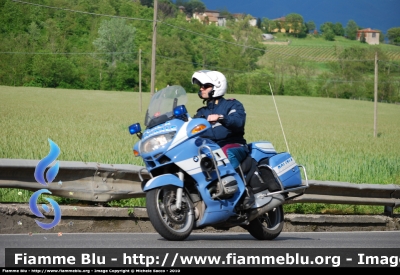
left=2, top=231, right=400, bottom=268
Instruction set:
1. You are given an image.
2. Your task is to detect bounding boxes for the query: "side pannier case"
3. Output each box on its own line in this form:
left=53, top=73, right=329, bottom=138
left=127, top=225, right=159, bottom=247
left=248, top=141, right=277, bottom=162
left=248, top=141, right=303, bottom=191
left=267, top=153, right=302, bottom=189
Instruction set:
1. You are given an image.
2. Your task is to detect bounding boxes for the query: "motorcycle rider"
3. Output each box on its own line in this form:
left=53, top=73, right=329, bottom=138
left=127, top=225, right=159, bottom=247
left=192, top=70, right=255, bottom=209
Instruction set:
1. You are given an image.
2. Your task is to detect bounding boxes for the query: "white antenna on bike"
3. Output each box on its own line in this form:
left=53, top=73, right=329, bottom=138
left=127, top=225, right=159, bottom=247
left=269, top=82, right=290, bottom=153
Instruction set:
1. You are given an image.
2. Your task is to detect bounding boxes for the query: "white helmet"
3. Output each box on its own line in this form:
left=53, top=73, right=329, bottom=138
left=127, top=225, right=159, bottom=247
left=191, top=70, right=227, bottom=98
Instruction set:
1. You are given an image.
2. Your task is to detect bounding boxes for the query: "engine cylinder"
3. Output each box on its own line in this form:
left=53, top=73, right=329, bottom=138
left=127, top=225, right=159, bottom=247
left=220, top=176, right=238, bottom=196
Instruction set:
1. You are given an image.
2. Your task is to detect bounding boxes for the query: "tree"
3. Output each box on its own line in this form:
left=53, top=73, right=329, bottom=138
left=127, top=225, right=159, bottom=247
left=305, top=20, right=315, bottom=33
left=175, top=0, right=187, bottom=6
left=285, top=13, right=304, bottom=36
left=0, top=0, right=24, bottom=33
left=387, top=27, right=400, bottom=45
left=27, top=21, right=41, bottom=52
left=320, top=22, right=334, bottom=34
left=323, top=29, right=335, bottom=41
left=333, top=22, right=344, bottom=36
left=221, top=15, right=265, bottom=91
left=158, top=0, right=177, bottom=19
left=218, top=8, right=234, bottom=20
left=329, top=46, right=371, bottom=85
left=93, top=18, right=137, bottom=89
left=376, top=30, right=385, bottom=43
left=256, top=17, right=262, bottom=29
left=178, top=0, right=205, bottom=16
left=97, top=0, right=116, bottom=15
left=140, top=0, right=154, bottom=8
left=359, top=32, right=366, bottom=43
left=345, top=20, right=358, bottom=40
left=226, top=14, right=264, bottom=67
left=154, top=35, right=193, bottom=88
left=320, top=22, right=335, bottom=41
left=93, top=18, right=136, bottom=68
left=41, top=57, right=78, bottom=88
left=261, top=17, right=277, bottom=33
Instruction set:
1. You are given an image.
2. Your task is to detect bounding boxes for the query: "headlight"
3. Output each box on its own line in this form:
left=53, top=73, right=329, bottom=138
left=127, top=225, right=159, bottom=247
left=140, top=132, right=176, bottom=154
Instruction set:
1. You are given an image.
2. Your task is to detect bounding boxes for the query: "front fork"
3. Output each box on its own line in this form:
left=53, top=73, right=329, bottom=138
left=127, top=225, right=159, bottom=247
left=140, top=167, right=185, bottom=211
left=175, top=171, right=184, bottom=210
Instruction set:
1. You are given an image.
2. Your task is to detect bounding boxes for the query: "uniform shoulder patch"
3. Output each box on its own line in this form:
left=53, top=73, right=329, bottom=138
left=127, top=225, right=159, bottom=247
left=227, top=98, right=236, bottom=101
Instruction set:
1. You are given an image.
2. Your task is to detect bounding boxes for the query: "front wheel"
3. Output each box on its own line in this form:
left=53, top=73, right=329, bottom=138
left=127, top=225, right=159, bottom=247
left=246, top=205, right=284, bottom=240
left=146, top=186, right=194, bottom=241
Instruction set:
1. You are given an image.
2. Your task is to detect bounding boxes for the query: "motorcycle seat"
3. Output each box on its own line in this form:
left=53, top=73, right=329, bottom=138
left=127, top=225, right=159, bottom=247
left=222, top=144, right=248, bottom=169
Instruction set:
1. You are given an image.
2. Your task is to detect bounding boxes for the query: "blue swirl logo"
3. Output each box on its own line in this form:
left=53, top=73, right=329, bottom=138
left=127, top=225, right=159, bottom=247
left=29, top=139, right=62, bottom=230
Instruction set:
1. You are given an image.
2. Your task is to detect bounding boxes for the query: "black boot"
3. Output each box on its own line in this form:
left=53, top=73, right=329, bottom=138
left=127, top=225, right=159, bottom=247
left=242, top=187, right=255, bottom=209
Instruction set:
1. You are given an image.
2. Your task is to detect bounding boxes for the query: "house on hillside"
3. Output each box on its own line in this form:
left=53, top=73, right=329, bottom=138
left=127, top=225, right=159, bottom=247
left=178, top=6, right=192, bottom=22
left=218, top=16, right=227, bottom=27
left=190, top=10, right=257, bottom=27
left=271, top=16, right=287, bottom=33
left=193, top=10, right=225, bottom=26
left=271, top=16, right=302, bottom=33
left=232, top=13, right=257, bottom=27
left=357, top=28, right=380, bottom=45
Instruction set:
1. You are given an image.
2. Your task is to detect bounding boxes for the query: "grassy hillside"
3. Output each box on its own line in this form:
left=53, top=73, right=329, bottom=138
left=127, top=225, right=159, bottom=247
left=258, top=34, right=400, bottom=65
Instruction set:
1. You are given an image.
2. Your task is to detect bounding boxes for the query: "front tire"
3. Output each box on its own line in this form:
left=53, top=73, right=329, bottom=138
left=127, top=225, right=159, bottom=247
left=146, top=186, right=194, bottom=241
left=246, top=205, right=284, bottom=240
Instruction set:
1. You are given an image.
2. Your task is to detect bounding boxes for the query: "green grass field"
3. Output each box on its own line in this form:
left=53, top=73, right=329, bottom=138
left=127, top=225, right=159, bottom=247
left=259, top=34, right=400, bottom=64
left=1, top=86, right=399, bottom=214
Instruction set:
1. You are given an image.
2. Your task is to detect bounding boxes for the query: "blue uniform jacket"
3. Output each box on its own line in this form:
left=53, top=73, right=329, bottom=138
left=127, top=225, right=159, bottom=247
left=194, top=97, right=247, bottom=147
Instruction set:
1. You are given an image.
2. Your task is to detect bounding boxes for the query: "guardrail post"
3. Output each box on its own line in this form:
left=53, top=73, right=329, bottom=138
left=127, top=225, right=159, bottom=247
left=384, top=206, right=393, bottom=217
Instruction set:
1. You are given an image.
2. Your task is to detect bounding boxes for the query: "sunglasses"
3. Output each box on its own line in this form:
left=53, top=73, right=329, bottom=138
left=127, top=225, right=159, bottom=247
left=199, top=84, right=213, bottom=89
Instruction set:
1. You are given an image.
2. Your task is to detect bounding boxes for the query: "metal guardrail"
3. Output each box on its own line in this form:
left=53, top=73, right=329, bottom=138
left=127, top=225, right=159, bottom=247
left=0, top=159, right=150, bottom=202
left=1, top=159, right=399, bottom=216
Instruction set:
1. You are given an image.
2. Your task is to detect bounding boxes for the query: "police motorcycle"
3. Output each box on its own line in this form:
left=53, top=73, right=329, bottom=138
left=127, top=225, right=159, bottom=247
left=128, top=85, right=309, bottom=241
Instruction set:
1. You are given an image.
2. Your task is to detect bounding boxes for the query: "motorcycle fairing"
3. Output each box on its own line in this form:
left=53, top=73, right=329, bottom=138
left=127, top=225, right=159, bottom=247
left=165, top=137, right=231, bottom=177
left=136, top=119, right=185, bottom=168
left=174, top=149, right=229, bottom=177
left=166, top=117, right=210, bottom=151
left=137, top=118, right=211, bottom=167
left=142, top=174, right=183, bottom=191
left=142, top=121, right=178, bottom=139
left=194, top=172, right=246, bottom=227
left=164, top=138, right=247, bottom=227
left=196, top=210, right=232, bottom=226
left=167, top=138, right=246, bottom=198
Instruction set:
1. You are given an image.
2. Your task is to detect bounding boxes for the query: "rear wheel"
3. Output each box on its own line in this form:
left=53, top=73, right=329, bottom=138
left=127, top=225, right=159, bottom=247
left=246, top=205, right=284, bottom=240
left=146, top=186, right=194, bottom=241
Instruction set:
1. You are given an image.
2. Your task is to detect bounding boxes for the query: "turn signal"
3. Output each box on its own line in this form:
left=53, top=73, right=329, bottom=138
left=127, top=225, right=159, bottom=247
left=191, top=124, right=207, bottom=134
left=133, top=150, right=140, bottom=157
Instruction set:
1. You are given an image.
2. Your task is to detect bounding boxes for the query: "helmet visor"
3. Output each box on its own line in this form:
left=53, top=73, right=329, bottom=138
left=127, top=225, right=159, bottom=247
left=193, top=78, right=213, bottom=89
left=193, top=78, right=203, bottom=86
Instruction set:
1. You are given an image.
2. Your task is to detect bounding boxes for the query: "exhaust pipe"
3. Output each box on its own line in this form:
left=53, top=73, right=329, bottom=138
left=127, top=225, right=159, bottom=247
left=247, top=194, right=285, bottom=222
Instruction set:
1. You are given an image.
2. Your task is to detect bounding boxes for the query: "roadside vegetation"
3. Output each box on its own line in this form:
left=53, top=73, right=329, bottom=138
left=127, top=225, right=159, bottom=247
left=1, top=86, right=399, bottom=214
left=0, top=0, right=400, bottom=102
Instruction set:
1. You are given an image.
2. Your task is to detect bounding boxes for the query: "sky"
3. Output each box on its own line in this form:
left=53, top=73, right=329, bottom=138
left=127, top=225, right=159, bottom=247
left=199, top=0, right=400, bottom=34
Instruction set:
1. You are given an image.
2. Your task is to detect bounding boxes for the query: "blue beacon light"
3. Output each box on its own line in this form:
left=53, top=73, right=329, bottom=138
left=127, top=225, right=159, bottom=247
left=128, top=123, right=141, bottom=135
left=173, top=105, right=187, bottom=117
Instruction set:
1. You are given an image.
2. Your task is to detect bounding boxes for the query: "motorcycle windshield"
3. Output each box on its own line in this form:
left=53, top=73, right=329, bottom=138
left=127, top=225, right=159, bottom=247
left=144, top=85, right=188, bottom=128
